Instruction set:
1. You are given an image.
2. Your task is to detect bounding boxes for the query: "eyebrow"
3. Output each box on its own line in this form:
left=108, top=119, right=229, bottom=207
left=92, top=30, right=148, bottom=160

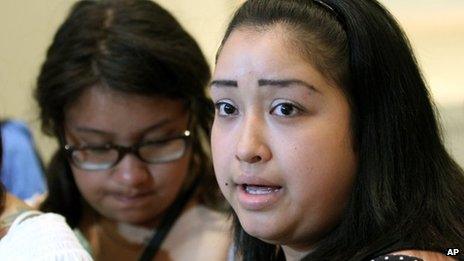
left=258, top=79, right=317, bottom=92
left=210, top=78, right=317, bottom=92
left=72, top=118, right=172, bottom=136
left=209, top=80, right=238, bottom=88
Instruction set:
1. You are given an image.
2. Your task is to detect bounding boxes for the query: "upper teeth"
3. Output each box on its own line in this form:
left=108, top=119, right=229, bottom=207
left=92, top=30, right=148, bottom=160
left=245, top=185, right=279, bottom=195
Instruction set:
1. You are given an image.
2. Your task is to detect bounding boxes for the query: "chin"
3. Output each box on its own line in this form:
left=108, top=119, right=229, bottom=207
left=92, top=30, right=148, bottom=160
left=237, top=210, right=288, bottom=243
left=244, top=224, right=288, bottom=246
left=113, top=211, right=159, bottom=227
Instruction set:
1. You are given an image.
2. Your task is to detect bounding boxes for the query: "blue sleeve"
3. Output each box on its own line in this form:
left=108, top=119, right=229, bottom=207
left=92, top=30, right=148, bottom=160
left=1, top=120, right=47, bottom=200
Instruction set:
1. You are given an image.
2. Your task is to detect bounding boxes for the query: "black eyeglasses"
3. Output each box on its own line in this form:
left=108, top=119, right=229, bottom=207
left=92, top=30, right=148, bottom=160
left=63, top=130, right=191, bottom=171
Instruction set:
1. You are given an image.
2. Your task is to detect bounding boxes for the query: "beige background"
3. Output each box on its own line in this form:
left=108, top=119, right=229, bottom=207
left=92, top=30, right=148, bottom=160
left=0, top=0, right=463, bottom=167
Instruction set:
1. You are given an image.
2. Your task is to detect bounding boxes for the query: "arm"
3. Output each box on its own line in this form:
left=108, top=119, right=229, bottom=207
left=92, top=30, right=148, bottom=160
left=0, top=195, right=92, bottom=260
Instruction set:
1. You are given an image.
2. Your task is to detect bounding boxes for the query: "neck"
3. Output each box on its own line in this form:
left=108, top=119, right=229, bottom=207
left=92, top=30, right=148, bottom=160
left=79, top=197, right=199, bottom=245
left=102, top=218, right=156, bottom=245
left=281, top=244, right=314, bottom=261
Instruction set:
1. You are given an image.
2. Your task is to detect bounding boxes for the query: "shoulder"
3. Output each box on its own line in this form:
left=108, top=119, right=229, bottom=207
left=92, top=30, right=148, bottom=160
left=0, top=212, right=93, bottom=260
left=181, top=203, right=231, bottom=234
left=0, top=193, right=32, bottom=234
left=373, top=250, right=457, bottom=261
left=163, top=204, right=233, bottom=260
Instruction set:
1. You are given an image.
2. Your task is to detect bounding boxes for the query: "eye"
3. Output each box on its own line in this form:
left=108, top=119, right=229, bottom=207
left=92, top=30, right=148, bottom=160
left=215, top=101, right=239, bottom=117
left=270, top=102, right=301, bottom=117
left=80, top=143, right=113, bottom=153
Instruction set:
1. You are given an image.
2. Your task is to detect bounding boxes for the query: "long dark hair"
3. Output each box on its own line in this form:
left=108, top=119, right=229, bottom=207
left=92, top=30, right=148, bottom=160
left=218, top=0, right=464, bottom=260
left=36, top=0, right=222, bottom=228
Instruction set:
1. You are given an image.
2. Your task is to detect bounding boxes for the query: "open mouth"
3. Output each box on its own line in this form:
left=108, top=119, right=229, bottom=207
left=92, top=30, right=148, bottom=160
left=241, top=184, right=282, bottom=195
left=236, top=183, right=284, bottom=210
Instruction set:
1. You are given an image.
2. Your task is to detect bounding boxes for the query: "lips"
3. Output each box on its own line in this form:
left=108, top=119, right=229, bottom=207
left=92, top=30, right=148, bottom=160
left=234, top=175, right=281, bottom=188
left=242, top=184, right=282, bottom=195
left=111, top=190, right=154, bottom=207
left=115, top=192, right=149, bottom=200
left=233, top=176, right=283, bottom=210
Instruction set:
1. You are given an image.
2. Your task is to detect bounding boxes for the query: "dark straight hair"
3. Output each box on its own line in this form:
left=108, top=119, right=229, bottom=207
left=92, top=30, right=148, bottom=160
left=36, top=0, right=222, bottom=228
left=218, top=0, right=464, bottom=260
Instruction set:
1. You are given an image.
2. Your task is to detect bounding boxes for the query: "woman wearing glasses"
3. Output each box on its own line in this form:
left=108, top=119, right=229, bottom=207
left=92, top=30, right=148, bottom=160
left=35, top=0, right=230, bottom=260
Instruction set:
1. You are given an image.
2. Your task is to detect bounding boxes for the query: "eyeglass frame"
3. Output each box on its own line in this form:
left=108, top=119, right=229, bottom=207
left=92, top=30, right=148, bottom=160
left=63, top=129, right=192, bottom=171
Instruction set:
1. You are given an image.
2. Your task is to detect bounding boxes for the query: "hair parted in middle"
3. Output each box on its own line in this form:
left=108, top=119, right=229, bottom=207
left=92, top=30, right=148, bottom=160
left=36, top=0, right=224, bottom=228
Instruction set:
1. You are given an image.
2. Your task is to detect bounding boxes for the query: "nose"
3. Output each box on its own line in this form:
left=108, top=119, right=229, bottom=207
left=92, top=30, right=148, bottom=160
left=111, top=154, right=151, bottom=186
left=235, top=115, right=272, bottom=164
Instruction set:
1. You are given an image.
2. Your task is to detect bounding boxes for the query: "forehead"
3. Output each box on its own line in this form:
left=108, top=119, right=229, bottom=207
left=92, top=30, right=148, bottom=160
left=214, top=25, right=338, bottom=93
left=215, top=25, right=312, bottom=77
left=64, top=86, right=186, bottom=132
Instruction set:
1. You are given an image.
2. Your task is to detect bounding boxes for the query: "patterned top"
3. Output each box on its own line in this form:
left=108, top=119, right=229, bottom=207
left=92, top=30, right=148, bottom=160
left=372, top=254, right=423, bottom=261
left=0, top=210, right=93, bottom=260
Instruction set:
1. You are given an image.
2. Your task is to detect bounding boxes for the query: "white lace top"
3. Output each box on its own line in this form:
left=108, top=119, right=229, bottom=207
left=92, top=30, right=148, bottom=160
left=0, top=210, right=93, bottom=260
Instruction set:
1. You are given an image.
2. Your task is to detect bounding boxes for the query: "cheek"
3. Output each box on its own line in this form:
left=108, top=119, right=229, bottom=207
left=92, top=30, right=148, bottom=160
left=211, top=122, right=235, bottom=196
left=71, top=168, right=107, bottom=203
left=148, top=155, right=190, bottom=191
left=283, top=107, right=355, bottom=176
left=211, top=123, right=230, bottom=177
left=276, top=121, right=357, bottom=221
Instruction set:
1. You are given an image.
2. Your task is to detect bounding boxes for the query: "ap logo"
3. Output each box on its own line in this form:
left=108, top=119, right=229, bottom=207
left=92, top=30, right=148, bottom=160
left=446, top=248, right=460, bottom=256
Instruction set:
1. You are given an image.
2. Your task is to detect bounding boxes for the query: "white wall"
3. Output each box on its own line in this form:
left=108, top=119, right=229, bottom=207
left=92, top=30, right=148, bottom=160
left=379, top=0, right=464, bottom=166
